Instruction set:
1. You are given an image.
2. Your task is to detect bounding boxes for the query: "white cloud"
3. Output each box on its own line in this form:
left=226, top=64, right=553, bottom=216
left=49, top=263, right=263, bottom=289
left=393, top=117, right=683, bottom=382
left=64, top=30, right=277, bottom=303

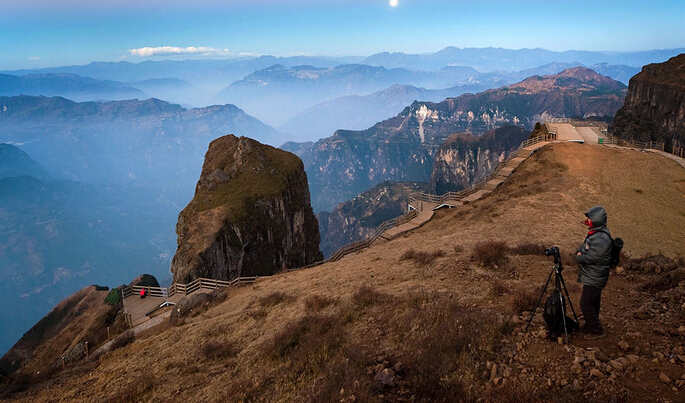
left=128, top=46, right=233, bottom=57
left=29, top=56, right=40, bottom=61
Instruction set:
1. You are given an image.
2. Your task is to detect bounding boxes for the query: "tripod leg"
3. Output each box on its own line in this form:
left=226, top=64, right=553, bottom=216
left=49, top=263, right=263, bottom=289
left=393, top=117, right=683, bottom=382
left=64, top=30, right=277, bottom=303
left=525, top=266, right=555, bottom=333
left=559, top=289, right=569, bottom=344
left=558, top=272, right=580, bottom=324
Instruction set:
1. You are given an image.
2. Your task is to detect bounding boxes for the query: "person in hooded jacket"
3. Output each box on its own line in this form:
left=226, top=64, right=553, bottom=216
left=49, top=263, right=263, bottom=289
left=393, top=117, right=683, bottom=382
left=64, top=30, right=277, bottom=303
left=576, top=206, right=612, bottom=340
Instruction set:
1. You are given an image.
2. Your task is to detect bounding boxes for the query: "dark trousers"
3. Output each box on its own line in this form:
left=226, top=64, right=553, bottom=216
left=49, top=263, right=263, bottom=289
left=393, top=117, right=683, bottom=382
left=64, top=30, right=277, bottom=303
left=580, top=285, right=603, bottom=334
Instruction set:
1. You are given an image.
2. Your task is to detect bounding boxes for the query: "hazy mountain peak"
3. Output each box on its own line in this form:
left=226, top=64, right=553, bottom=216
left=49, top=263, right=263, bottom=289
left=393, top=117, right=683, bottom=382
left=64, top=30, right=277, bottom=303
left=0, top=143, right=49, bottom=180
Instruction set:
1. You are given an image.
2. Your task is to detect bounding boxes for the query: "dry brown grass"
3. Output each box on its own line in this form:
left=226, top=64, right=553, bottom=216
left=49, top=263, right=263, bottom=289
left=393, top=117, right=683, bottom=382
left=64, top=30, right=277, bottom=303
left=8, top=143, right=685, bottom=402
left=100, top=374, right=156, bottom=403
left=259, top=291, right=294, bottom=307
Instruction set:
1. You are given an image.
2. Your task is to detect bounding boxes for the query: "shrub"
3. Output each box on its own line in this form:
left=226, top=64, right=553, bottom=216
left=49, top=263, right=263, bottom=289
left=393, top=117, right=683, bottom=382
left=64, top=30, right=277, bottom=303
left=304, top=294, right=335, bottom=312
left=473, top=240, right=509, bottom=269
left=352, top=285, right=384, bottom=308
left=399, top=248, right=446, bottom=265
left=201, top=340, right=237, bottom=360
left=454, top=245, right=464, bottom=254
left=104, top=288, right=121, bottom=307
left=511, top=287, right=540, bottom=314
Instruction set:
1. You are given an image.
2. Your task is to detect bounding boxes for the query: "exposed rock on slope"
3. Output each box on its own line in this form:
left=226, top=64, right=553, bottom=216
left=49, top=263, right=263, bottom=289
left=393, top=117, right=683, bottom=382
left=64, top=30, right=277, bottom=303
left=319, top=182, right=413, bottom=257
left=429, top=125, right=529, bottom=194
left=299, top=67, right=626, bottom=212
left=170, top=135, right=322, bottom=283
left=613, top=54, right=685, bottom=148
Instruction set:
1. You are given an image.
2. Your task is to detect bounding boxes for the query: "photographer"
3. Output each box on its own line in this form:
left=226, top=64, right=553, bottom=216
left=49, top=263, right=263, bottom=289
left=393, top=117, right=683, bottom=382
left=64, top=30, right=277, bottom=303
left=576, top=206, right=612, bottom=340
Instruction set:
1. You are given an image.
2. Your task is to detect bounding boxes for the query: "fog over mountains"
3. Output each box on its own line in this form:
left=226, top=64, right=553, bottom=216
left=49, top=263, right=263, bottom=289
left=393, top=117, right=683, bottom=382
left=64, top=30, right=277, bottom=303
left=0, top=46, right=683, bottom=356
left=1, top=47, right=671, bottom=136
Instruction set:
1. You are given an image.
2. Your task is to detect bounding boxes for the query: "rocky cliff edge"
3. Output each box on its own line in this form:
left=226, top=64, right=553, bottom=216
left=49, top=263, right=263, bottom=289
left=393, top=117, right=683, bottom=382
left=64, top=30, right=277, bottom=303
left=170, top=135, right=322, bottom=283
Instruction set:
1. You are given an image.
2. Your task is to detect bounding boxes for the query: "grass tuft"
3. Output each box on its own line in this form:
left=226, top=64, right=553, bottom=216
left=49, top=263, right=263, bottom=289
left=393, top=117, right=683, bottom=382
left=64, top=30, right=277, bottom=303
left=510, top=286, right=540, bottom=314
left=352, top=285, right=384, bottom=308
left=304, top=294, right=335, bottom=312
left=201, top=340, right=237, bottom=360
left=399, top=248, right=446, bottom=265
left=473, top=240, right=509, bottom=269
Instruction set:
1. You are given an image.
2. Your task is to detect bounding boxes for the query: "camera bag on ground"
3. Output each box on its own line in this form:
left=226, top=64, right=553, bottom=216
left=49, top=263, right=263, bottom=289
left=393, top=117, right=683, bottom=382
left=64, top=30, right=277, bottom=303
left=543, top=290, right=579, bottom=339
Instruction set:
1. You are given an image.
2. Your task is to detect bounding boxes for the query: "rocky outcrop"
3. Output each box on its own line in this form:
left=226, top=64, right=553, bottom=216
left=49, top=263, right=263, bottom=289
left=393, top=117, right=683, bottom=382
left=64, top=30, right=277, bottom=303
left=429, top=126, right=529, bottom=194
left=170, top=135, right=322, bottom=283
left=318, top=182, right=413, bottom=257
left=612, top=54, right=685, bottom=148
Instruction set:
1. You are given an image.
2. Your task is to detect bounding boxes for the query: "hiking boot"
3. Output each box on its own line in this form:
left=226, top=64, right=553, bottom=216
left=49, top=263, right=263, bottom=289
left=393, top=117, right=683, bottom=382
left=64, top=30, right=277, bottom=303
left=584, top=332, right=606, bottom=340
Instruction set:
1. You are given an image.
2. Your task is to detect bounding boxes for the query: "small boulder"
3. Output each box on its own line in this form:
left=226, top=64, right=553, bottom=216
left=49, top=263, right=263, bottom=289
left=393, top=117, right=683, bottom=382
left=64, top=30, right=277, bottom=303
left=590, top=368, right=605, bottom=379
left=375, top=368, right=395, bottom=388
left=659, top=372, right=672, bottom=384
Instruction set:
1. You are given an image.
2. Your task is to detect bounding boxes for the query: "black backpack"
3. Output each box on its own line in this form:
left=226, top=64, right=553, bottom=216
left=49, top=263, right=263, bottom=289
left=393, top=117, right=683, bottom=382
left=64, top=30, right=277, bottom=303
left=597, top=230, right=624, bottom=268
left=543, top=290, right=579, bottom=338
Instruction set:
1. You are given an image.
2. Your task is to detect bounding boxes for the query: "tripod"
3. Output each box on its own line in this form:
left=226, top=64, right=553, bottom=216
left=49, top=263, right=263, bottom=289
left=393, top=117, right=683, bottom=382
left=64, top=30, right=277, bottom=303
left=525, top=247, right=579, bottom=344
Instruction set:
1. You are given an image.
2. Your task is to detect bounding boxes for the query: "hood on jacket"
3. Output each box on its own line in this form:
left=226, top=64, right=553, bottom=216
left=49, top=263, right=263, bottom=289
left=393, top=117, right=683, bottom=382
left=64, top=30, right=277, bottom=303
left=585, top=206, right=607, bottom=229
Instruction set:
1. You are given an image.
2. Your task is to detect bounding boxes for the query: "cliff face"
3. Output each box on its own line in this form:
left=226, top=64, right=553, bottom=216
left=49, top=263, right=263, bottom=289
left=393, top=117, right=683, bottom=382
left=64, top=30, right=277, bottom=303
left=171, top=135, right=322, bottom=283
left=613, top=54, right=685, bottom=146
left=318, top=182, right=412, bottom=257
left=300, top=67, right=626, bottom=212
left=429, top=126, right=529, bottom=194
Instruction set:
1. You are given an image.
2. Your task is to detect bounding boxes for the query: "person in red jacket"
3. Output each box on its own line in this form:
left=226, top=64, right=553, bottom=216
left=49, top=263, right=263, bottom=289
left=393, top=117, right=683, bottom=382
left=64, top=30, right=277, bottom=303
left=140, top=288, right=147, bottom=298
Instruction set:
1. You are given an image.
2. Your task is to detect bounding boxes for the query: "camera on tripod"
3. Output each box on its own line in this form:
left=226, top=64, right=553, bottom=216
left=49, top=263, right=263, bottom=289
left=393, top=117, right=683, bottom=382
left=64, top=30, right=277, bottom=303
left=544, top=246, right=560, bottom=258
left=525, top=246, right=579, bottom=343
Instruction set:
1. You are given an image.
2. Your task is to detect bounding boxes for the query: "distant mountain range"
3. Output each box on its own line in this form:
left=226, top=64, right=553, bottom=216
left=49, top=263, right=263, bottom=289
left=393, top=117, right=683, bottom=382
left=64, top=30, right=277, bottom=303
left=0, top=144, right=177, bottom=356
left=277, top=84, right=486, bottom=141
left=276, top=63, right=640, bottom=141
left=362, top=47, right=685, bottom=72
left=0, top=47, right=665, bottom=134
left=0, top=73, right=144, bottom=101
left=292, top=67, right=627, bottom=212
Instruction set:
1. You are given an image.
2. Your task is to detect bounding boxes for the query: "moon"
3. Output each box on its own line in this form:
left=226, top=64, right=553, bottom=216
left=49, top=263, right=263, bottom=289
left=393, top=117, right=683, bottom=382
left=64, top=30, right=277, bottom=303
left=389, top=0, right=398, bottom=7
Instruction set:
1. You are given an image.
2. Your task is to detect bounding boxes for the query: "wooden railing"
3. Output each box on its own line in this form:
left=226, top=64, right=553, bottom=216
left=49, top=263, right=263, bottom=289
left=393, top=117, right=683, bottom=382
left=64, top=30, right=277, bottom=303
left=122, top=131, right=557, bottom=315
left=122, top=276, right=255, bottom=302
left=409, top=132, right=556, bottom=206
left=603, top=135, right=685, bottom=159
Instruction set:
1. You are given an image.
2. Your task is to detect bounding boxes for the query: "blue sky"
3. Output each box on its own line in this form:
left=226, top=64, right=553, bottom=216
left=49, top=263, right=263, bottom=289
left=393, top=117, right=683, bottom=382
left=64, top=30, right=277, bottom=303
left=0, top=0, right=683, bottom=70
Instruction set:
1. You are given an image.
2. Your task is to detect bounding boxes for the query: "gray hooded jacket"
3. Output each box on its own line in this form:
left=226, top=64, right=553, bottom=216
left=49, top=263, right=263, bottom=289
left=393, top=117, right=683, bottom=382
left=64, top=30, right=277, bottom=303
left=576, top=206, right=612, bottom=289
